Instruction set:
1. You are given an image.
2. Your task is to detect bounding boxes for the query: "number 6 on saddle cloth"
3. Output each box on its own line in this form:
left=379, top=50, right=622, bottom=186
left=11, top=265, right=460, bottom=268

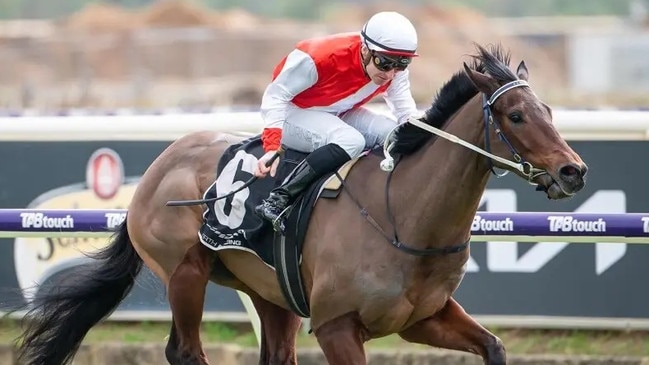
left=193, top=136, right=359, bottom=317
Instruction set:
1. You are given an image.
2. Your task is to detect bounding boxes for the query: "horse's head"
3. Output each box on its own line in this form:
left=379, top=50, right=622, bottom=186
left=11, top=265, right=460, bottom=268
left=462, top=47, right=587, bottom=199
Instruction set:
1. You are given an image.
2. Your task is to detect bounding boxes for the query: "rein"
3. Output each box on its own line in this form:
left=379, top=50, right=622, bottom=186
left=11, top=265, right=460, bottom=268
left=350, top=79, right=545, bottom=257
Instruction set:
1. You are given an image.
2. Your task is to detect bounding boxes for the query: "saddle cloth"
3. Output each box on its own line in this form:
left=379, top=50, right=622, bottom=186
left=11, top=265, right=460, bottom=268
left=198, top=135, right=360, bottom=269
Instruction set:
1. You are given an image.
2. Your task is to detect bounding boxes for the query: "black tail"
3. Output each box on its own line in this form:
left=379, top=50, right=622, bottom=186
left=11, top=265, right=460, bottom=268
left=15, top=218, right=143, bottom=365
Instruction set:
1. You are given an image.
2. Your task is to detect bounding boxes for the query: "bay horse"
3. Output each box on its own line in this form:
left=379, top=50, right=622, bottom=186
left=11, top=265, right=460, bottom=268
left=14, top=44, right=587, bottom=365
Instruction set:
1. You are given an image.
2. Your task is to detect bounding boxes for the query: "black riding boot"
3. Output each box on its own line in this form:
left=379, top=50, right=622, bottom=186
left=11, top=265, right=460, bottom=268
left=255, top=143, right=351, bottom=229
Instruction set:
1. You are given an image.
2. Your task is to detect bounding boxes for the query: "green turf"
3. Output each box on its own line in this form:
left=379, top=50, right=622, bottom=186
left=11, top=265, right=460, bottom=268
left=2, top=318, right=649, bottom=357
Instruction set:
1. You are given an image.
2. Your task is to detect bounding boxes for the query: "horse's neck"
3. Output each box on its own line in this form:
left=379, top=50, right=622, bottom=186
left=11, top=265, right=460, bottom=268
left=393, top=96, right=490, bottom=247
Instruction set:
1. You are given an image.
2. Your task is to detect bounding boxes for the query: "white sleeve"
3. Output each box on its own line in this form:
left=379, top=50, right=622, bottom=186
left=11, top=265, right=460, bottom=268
left=260, top=49, right=318, bottom=129
left=383, top=69, right=419, bottom=125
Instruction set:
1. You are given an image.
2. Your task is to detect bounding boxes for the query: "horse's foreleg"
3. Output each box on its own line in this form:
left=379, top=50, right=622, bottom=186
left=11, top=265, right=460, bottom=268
left=398, top=297, right=506, bottom=365
left=313, top=312, right=369, bottom=365
left=249, top=293, right=302, bottom=365
left=167, top=243, right=214, bottom=365
left=165, top=317, right=181, bottom=364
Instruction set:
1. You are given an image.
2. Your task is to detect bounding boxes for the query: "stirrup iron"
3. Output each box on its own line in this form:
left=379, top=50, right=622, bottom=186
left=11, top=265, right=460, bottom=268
left=271, top=206, right=291, bottom=233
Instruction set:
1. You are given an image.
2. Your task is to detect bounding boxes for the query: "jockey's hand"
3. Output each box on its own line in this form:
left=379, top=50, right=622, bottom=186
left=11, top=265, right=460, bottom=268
left=254, top=150, right=280, bottom=178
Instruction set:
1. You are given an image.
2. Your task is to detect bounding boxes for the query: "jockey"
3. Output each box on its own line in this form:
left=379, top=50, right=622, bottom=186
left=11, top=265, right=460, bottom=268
left=254, top=11, right=420, bottom=226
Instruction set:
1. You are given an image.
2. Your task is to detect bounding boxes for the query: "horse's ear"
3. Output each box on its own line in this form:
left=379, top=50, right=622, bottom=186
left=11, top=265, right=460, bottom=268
left=463, top=62, right=498, bottom=94
left=516, top=60, right=529, bottom=81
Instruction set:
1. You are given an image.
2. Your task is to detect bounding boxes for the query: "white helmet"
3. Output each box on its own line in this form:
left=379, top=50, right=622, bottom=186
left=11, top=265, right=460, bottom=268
left=361, top=11, right=418, bottom=57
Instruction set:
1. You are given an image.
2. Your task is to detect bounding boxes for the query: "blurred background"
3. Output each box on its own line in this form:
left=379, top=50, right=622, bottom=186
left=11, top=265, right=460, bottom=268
left=1, top=0, right=648, bottom=112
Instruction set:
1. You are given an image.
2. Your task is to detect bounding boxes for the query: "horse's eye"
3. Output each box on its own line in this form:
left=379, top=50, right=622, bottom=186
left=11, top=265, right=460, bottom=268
left=508, top=112, right=523, bottom=124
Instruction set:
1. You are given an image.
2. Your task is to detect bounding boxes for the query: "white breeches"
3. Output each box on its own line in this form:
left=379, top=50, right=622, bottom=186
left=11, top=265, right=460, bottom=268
left=281, top=106, right=398, bottom=159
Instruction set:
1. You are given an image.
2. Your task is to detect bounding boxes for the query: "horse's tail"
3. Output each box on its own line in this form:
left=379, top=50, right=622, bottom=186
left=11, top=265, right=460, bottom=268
left=16, top=217, right=143, bottom=365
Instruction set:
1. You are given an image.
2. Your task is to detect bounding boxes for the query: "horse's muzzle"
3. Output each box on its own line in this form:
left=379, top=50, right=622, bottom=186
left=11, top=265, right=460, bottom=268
left=535, top=162, right=588, bottom=200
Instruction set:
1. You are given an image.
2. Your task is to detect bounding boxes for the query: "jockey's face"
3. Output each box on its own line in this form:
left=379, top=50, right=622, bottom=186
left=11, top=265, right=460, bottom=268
left=361, top=47, right=411, bottom=85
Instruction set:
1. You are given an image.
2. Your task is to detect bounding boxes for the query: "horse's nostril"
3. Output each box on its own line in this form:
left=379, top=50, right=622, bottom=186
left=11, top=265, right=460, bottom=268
left=559, top=164, right=581, bottom=178
left=581, top=164, right=589, bottom=177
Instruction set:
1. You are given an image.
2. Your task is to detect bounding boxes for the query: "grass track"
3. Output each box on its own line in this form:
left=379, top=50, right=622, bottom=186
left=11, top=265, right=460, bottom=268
left=2, top=319, right=649, bottom=357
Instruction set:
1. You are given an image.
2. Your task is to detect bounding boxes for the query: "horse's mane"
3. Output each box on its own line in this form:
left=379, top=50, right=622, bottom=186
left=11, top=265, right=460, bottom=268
left=391, top=43, right=518, bottom=156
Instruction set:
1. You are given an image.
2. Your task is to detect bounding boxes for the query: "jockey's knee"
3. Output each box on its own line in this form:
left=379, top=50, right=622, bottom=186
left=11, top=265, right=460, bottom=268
left=330, top=129, right=365, bottom=159
left=375, top=122, right=398, bottom=146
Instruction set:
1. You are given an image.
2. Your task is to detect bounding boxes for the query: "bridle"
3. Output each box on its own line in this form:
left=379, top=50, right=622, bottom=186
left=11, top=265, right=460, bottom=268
left=343, top=79, right=548, bottom=257
left=380, top=79, right=547, bottom=182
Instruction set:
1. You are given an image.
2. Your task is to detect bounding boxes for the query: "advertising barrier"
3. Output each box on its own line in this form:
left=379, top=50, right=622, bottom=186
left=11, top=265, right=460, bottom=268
left=1, top=209, right=648, bottom=243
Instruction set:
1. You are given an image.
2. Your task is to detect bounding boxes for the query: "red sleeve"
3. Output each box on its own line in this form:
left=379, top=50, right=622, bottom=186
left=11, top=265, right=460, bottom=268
left=261, top=128, right=282, bottom=152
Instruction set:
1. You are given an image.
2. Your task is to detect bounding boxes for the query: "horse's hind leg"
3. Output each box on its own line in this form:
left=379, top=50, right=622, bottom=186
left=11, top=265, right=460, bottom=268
left=249, top=293, right=302, bottom=364
left=167, top=243, right=215, bottom=365
left=398, top=297, right=506, bottom=365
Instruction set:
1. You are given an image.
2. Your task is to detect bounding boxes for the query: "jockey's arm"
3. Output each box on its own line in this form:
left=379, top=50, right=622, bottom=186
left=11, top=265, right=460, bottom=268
left=260, top=49, right=319, bottom=152
left=256, top=49, right=318, bottom=177
left=383, top=69, right=419, bottom=125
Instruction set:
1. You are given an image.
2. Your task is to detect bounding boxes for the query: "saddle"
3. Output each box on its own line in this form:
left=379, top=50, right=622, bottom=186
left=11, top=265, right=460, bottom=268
left=270, top=147, right=362, bottom=317
left=198, top=136, right=363, bottom=317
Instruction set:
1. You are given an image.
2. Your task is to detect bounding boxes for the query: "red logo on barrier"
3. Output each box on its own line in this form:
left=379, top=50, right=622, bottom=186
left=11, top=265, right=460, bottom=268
left=85, top=148, right=124, bottom=200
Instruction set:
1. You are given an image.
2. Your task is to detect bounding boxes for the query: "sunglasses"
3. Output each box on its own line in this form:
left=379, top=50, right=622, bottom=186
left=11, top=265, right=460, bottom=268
left=371, top=51, right=412, bottom=72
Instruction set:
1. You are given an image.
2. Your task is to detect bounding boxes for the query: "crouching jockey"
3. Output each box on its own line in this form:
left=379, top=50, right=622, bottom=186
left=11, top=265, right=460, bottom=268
left=253, top=11, right=421, bottom=230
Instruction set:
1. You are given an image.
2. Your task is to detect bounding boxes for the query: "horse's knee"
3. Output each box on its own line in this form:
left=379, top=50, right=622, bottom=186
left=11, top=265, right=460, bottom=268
left=165, top=346, right=177, bottom=365
left=265, top=351, right=297, bottom=365
left=165, top=323, right=180, bottom=364
left=485, top=335, right=506, bottom=365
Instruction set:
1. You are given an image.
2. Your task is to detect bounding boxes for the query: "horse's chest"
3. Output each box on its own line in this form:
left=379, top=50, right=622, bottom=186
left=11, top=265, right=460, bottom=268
left=405, top=270, right=466, bottom=320
left=360, top=259, right=467, bottom=335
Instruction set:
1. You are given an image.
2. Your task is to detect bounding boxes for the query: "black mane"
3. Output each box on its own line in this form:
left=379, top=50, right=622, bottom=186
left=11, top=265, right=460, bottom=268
left=391, top=44, right=517, bottom=156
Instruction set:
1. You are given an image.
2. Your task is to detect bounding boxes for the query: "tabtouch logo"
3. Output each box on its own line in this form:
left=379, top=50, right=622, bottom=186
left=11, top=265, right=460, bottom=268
left=466, top=189, right=626, bottom=275
left=547, top=216, right=606, bottom=233
left=472, top=215, right=514, bottom=232
left=20, top=212, right=74, bottom=229
left=642, top=217, right=649, bottom=234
